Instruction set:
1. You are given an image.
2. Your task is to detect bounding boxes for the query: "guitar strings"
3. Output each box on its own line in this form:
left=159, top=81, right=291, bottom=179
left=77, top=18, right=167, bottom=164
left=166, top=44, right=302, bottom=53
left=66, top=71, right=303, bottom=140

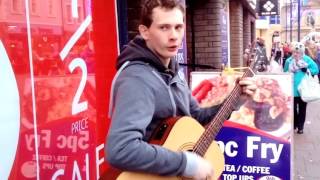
left=193, top=69, right=254, bottom=156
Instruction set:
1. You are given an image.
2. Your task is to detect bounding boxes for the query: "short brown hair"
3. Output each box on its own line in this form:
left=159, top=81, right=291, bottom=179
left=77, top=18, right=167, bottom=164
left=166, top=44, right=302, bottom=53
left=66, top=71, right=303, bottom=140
left=140, top=0, right=185, bottom=27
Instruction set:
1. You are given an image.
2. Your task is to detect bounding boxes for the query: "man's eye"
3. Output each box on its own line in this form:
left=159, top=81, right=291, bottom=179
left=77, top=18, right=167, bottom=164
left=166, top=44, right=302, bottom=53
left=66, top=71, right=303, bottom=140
left=176, top=25, right=183, bottom=30
left=160, top=26, right=168, bottom=30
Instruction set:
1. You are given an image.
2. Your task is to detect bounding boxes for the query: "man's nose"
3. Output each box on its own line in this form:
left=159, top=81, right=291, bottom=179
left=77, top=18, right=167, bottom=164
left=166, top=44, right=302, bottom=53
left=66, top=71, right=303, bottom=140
left=169, top=28, right=178, bottom=40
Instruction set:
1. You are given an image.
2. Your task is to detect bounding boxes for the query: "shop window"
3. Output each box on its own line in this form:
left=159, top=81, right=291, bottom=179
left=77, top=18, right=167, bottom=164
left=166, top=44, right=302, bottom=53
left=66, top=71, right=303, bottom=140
left=77, top=6, right=83, bottom=23
left=66, top=4, right=73, bottom=23
left=117, top=0, right=128, bottom=50
left=30, top=0, right=39, bottom=15
left=270, top=15, right=280, bottom=24
left=65, top=3, right=84, bottom=24
left=259, top=16, right=267, bottom=20
left=11, top=0, right=22, bottom=13
left=302, top=0, right=309, bottom=6
left=48, top=0, right=57, bottom=17
left=117, top=0, right=141, bottom=50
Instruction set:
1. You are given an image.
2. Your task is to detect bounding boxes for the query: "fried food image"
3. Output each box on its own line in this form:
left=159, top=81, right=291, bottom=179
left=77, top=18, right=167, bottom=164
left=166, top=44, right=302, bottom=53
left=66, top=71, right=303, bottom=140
left=192, top=73, right=292, bottom=137
left=192, top=72, right=292, bottom=139
left=230, top=77, right=292, bottom=133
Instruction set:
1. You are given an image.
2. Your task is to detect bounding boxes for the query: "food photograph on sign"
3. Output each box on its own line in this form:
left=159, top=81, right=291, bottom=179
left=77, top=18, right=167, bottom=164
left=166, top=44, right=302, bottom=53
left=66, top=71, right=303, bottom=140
left=191, top=72, right=293, bottom=140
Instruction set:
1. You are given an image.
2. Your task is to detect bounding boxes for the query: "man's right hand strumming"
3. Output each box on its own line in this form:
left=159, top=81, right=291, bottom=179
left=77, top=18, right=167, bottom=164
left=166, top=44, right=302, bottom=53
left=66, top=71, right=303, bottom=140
left=183, top=152, right=214, bottom=180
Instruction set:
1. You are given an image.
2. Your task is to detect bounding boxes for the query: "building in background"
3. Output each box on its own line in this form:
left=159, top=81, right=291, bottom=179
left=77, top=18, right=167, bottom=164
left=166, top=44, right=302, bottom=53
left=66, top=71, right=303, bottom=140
left=119, top=0, right=256, bottom=73
left=255, top=0, right=281, bottom=59
left=256, top=15, right=281, bottom=58
left=254, top=0, right=320, bottom=58
left=186, top=0, right=256, bottom=70
left=281, top=0, right=320, bottom=43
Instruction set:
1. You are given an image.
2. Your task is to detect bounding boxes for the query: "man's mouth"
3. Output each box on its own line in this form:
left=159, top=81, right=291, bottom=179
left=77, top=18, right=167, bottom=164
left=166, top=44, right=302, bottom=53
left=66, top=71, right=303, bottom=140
left=168, top=45, right=178, bottom=52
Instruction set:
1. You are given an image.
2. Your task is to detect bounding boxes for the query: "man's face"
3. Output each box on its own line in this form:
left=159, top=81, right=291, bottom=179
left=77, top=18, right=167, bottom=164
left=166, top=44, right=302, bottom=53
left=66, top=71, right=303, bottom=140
left=140, top=7, right=185, bottom=63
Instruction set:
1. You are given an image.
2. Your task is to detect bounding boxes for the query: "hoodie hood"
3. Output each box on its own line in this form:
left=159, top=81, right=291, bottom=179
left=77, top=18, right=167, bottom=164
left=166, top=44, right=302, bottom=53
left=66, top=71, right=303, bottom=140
left=116, top=35, right=179, bottom=74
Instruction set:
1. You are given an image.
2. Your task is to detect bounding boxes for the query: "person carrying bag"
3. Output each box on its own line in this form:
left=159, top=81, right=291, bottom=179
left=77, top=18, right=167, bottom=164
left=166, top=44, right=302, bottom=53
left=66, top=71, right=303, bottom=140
left=298, top=69, right=320, bottom=102
left=284, top=42, right=319, bottom=134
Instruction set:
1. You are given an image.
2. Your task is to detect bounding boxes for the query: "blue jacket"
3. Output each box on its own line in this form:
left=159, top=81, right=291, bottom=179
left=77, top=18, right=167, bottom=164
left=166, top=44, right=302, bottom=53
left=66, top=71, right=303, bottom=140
left=284, top=55, right=319, bottom=97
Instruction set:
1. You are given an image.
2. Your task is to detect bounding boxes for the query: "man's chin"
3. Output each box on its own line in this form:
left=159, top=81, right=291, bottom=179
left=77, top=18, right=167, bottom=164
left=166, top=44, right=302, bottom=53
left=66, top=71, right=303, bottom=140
left=167, top=51, right=179, bottom=58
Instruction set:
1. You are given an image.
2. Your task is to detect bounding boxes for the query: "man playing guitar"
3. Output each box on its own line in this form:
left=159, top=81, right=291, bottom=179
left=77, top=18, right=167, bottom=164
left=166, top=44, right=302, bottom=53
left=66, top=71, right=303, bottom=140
left=105, top=0, right=257, bottom=179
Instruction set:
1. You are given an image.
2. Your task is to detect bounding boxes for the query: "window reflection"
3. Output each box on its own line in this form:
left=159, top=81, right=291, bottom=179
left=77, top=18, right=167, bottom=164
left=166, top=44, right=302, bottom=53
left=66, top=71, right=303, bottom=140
left=1, top=0, right=94, bottom=76
left=12, top=0, right=22, bottom=13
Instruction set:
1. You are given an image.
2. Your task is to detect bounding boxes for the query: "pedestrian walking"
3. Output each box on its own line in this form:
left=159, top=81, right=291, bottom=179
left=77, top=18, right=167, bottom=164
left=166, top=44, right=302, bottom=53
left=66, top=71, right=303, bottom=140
left=284, top=42, right=319, bottom=134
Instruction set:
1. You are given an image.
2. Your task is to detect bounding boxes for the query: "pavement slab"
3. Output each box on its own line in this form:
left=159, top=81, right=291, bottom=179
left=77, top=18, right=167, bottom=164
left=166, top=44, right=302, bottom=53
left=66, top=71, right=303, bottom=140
left=293, top=100, right=320, bottom=180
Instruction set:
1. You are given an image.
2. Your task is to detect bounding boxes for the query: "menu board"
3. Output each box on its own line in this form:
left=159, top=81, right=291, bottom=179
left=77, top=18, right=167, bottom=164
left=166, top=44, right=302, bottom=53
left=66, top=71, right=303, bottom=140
left=191, top=72, right=293, bottom=180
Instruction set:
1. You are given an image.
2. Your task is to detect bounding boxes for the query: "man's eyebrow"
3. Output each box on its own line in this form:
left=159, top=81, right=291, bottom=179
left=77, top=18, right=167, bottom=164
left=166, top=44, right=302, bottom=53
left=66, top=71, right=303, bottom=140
left=158, top=23, right=184, bottom=25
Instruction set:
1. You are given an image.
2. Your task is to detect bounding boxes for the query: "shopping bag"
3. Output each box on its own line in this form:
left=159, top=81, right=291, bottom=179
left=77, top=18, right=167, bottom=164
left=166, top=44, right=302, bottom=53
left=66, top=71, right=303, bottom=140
left=298, top=71, right=320, bottom=102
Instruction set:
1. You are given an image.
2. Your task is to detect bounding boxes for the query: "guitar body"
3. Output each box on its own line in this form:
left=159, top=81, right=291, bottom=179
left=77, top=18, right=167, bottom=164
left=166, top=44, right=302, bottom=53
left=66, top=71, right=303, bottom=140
left=117, top=116, right=225, bottom=180
left=103, top=67, right=255, bottom=180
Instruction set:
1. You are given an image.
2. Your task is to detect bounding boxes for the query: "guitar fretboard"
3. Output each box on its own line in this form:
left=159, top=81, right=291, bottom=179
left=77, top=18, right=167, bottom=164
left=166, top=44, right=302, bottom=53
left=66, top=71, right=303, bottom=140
left=193, top=68, right=255, bottom=156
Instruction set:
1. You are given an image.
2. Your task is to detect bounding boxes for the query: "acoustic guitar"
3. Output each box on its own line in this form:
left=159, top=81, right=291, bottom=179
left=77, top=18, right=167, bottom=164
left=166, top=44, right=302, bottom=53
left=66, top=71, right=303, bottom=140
left=104, top=68, right=255, bottom=180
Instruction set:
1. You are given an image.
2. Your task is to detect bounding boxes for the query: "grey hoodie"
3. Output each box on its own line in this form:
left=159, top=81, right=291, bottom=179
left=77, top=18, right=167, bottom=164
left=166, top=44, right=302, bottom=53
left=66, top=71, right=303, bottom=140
left=105, top=36, right=221, bottom=176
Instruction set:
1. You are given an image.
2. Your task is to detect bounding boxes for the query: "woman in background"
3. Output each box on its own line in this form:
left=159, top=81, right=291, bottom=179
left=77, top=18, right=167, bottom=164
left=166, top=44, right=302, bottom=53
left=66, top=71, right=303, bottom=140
left=284, top=42, right=319, bottom=134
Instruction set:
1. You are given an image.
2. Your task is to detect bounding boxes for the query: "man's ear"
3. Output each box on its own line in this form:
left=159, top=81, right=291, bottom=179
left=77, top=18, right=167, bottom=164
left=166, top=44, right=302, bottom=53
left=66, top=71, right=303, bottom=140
left=139, top=25, right=149, bottom=40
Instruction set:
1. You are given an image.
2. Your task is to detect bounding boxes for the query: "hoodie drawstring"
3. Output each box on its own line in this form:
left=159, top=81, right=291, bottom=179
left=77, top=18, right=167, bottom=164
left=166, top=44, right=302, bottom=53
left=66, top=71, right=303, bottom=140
left=108, top=61, right=130, bottom=118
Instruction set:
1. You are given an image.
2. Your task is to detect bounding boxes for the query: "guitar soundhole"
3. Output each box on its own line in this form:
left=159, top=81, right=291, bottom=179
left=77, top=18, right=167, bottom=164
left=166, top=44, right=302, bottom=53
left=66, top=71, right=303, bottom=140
left=153, top=123, right=168, bottom=140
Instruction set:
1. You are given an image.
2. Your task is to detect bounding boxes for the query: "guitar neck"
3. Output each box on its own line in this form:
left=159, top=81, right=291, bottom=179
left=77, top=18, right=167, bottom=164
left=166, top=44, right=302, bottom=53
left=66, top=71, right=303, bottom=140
left=193, top=68, right=254, bottom=156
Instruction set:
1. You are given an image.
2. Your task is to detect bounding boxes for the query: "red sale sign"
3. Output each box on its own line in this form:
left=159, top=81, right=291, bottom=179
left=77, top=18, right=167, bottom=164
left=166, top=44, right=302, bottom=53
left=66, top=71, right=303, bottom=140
left=0, top=0, right=118, bottom=179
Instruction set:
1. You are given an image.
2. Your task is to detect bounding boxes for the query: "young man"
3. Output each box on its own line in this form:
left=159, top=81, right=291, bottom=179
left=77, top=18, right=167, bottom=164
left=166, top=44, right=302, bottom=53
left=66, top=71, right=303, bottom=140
left=105, top=0, right=256, bottom=179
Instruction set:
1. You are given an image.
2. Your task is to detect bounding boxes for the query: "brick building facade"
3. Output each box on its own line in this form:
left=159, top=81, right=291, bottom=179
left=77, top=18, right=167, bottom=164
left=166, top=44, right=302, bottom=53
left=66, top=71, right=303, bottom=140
left=120, top=0, right=256, bottom=71
left=187, top=0, right=256, bottom=70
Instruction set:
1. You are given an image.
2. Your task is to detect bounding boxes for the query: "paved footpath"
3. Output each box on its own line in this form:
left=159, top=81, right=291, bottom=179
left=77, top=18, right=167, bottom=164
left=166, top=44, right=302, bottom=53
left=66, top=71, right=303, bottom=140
left=293, top=100, right=320, bottom=180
